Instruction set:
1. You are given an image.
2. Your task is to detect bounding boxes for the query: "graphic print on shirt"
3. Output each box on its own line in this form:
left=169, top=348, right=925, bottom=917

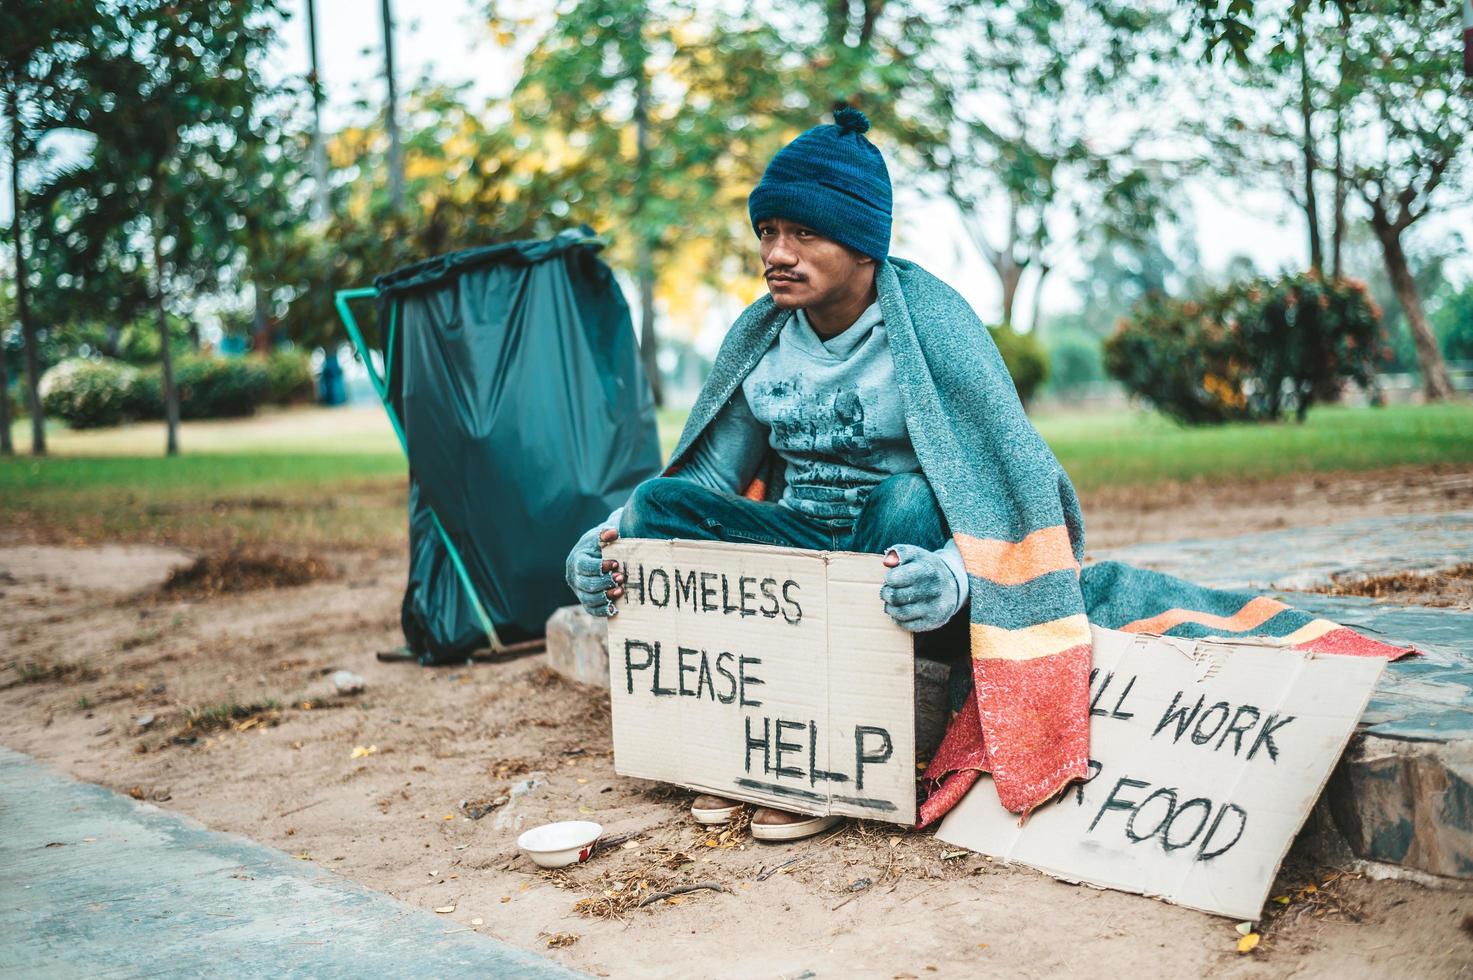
left=757, top=379, right=876, bottom=462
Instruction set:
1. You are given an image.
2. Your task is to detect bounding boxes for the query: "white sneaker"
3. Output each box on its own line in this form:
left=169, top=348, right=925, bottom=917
left=690, top=794, right=745, bottom=826
left=749, top=807, right=843, bottom=842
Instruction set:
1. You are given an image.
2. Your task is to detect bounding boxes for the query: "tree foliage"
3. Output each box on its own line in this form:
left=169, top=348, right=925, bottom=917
left=489, top=0, right=947, bottom=399
left=1, top=0, right=122, bottom=453
left=1432, top=279, right=1473, bottom=363
left=1342, top=0, right=1470, bottom=401
left=918, top=0, right=1181, bottom=329
left=21, top=0, right=284, bottom=453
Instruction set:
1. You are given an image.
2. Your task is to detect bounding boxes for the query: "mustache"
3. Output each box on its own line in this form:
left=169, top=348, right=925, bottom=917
left=765, top=269, right=805, bottom=281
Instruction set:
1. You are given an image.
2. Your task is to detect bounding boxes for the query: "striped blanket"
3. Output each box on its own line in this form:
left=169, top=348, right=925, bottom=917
left=664, top=256, right=1412, bottom=826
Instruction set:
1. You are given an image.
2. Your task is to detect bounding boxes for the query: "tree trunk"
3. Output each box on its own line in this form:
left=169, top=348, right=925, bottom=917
left=9, top=98, right=45, bottom=456
left=253, top=278, right=269, bottom=351
left=953, top=199, right=1027, bottom=330
left=631, top=5, right=662, bottom=407
left=151, top=207, right=180, bottom=456
left=824, top=0, right=885, bottom=48
left=997, top=257, right=1024, bottom=328
left=0, top=329, right=12, bottom=456
left=858, top=0, right=883, bottom=47
left=0, top=95, right=11, bottom=453
left=305, top=0, right=331, bottom=220
left=1296, top=16, right=1323, bottom=275
left=1464, top=0, right=1472, bottom=76
left=1027, top=262, right=1052, bottom=337
left=1331, top=110, right=1345, bottom=279
left=637, top=244, right=662, bottom=407
left=1373, top=217, right=1454, bottom=402
left=826, top=0, right=850, bottom=46
left=379, top=0, right=404, bottom=213
left=1331, top=6, right=1348, bottom=279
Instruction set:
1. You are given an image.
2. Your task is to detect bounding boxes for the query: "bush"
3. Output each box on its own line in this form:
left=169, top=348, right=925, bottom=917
left=39, top=359, right=141, bottom=429
left=4, top=381, right=21, bottom=422
left=1044, top=330, right=1107, bottom=393
left=261, top=350, right=315, bottom=405
left=126, top=368, right=163, bottom=420
left=173, top=354, right=271, bottom=420
left=989, top=324, right=1050, bottom=406
left=1103, top=273, right=1383, bottom=424
left=37, top=354, right=279, bottom=428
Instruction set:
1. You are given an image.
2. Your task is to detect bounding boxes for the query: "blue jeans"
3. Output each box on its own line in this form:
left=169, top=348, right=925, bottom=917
left=620, top=472, right=966, bottom=664
left=619, top=471, right=949, bottom=555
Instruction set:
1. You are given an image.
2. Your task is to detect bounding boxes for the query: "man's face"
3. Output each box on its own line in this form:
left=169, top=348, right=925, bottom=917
left=757, top=217, right=873, bottom=310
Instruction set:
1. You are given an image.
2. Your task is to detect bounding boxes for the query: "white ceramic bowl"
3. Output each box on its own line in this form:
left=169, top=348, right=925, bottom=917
left=517, top=820, right=603, bottom=868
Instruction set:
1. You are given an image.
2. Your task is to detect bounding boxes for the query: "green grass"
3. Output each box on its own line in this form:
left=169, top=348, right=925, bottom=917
left=1, top=452, right=407, bottom=549
left=657, top=406, right=687, bottom=459
left=657, top=401, right=1473, bottom=491
left=1032, top=401, right=1473, bottom=491
left=3, top=658, right=98, bottom=687
left=5, top=401, right=1471, bottom=550
left=2, top=407, right=406, bottom=550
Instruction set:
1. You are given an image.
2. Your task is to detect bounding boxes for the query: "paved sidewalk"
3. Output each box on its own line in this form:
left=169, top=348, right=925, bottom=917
left=0, top=747, right=579, bottom=979
left=1096, top=510, right=1473, bottom=592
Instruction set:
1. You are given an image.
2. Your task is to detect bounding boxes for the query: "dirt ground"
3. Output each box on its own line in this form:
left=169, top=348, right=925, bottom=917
left=4, top=465, right=1473, bottom=978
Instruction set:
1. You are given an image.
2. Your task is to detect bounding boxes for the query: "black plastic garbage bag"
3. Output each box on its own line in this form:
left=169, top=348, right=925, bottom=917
left=374, top=228, right=661, bottom=664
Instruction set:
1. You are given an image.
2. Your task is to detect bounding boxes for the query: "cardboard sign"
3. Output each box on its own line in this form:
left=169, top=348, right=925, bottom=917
left=937, top=626, right=1386, bottom=920
left=604, top=538, right=916, bottom=824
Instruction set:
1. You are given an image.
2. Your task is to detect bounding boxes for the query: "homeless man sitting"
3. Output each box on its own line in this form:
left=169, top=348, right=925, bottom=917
left=566, top=105, right=1077, bottom=842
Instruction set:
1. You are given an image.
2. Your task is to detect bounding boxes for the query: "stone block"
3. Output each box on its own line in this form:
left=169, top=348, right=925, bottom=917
left=544, top=605, right=611, bottom=688
left=1326, top=734, right=1473, bottom=879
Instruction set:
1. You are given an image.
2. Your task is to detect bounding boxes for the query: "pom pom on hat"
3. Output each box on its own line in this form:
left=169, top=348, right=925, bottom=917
left=833, top=105, right=871, bottom=135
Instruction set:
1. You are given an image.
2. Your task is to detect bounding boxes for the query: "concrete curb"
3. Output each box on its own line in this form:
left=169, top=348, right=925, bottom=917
left=0, top=747, right=584, bottom=979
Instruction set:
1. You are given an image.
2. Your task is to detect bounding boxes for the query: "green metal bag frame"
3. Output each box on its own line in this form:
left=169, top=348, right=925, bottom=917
left=335, top=287, right=501, bottom=651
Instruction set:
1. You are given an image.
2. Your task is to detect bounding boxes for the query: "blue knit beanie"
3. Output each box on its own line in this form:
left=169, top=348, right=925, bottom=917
left=748, top=106, right=892, bottom=262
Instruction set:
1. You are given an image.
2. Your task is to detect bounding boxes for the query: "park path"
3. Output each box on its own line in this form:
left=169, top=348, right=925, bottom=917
left=0, top=747, right=579, bottom=980
left=1096, top=510, right=1473, bottom=591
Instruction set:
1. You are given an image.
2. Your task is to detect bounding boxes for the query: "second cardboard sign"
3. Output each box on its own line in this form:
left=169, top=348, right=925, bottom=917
left=938, top=625, right=1386, bottom=920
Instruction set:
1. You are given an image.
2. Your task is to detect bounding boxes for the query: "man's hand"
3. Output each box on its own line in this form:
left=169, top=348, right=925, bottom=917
left=880, top=544, right=959, bottom=632
left=565, top=526, right=624, bottom=617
